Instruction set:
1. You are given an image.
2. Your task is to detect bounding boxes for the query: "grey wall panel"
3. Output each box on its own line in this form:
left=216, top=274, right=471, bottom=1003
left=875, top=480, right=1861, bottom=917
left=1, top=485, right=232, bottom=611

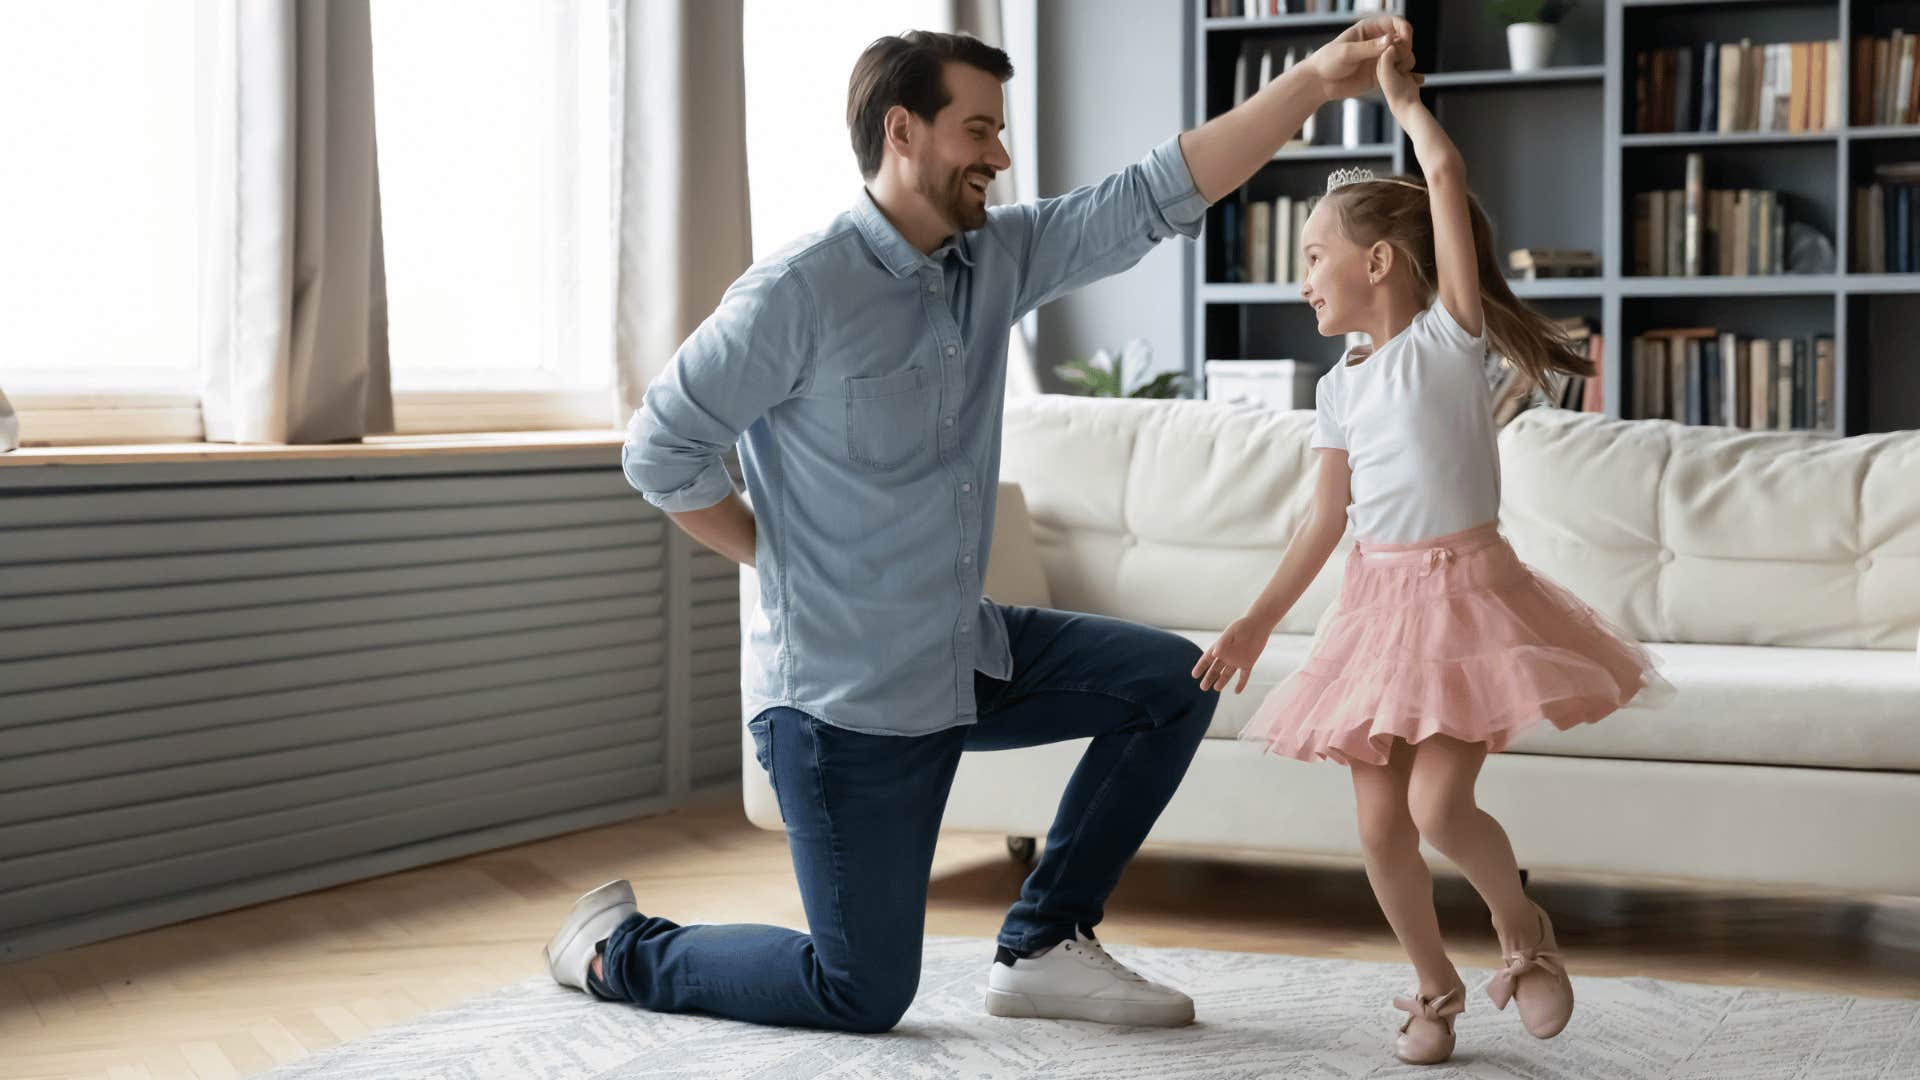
left=685, top=547, right=742, bottom=790
left=0, top=643, right=660, bottom=756
left=0, top=669, right=660, bottom=786
left=0, top=522, right=653, bottom=597
left=0, top=454, right=739, bottom=959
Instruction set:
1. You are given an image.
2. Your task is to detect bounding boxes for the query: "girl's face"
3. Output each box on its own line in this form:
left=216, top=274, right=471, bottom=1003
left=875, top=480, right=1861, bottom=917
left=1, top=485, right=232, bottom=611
left=1297, top=201, right=1375, bottom=338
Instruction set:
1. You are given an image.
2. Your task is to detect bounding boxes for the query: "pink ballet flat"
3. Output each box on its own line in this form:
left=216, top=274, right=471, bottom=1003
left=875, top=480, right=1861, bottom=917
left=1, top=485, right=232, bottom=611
left=1392, top=987, right=1465, bottom=1065
left=1486, top=902, right=1575, bottom=1038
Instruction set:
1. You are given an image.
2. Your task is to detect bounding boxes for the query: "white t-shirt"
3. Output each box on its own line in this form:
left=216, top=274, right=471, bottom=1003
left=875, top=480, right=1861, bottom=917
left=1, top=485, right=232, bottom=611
left=1311, top=298, right=1502, bottom=545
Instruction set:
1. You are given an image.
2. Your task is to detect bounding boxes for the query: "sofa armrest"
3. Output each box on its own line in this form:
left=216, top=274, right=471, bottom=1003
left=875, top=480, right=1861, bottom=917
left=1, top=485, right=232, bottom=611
left=985, top=481, right=1052, bottom=609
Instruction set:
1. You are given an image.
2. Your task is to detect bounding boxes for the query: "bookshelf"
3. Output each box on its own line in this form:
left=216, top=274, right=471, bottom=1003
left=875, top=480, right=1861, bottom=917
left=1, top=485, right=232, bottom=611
left=1188, top=0, right=1920, bottom=436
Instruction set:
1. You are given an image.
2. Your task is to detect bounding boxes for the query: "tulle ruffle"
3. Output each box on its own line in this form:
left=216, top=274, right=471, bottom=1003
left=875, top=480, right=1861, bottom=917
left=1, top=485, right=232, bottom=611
left=1239, top=525, right=1672, bottom=767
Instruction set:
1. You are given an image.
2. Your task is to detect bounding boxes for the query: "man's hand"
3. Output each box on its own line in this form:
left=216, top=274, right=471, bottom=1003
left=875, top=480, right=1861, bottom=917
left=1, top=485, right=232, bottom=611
left=1306, top=15, right=1420, bottom=103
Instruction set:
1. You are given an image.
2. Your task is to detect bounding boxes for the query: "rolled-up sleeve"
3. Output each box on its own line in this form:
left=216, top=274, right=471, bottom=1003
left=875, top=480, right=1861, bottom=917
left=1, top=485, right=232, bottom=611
left=989, top=134, right=1209, bottom=322
left=622, top=261, right=817, bottom=513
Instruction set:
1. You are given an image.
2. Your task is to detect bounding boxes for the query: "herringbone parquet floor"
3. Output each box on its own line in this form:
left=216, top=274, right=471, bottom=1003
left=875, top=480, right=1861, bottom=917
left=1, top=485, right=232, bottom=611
left=5, top=791, right=1917, bottom=1079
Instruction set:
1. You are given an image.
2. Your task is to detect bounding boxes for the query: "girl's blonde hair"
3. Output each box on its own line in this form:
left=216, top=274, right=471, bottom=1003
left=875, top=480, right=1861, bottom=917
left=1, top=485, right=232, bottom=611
left=1321, top=176, right=1592, bottom=390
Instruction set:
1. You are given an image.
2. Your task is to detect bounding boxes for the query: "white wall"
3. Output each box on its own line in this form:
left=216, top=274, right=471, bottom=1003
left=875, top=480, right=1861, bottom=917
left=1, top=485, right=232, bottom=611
left=1034, top=0, right=1191, bottom=388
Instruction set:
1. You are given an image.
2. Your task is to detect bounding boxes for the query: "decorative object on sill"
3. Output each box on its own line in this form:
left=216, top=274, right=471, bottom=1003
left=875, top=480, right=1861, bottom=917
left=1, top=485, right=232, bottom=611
left=1488, top=0, right=1574, bottom=73
left=1509, top=248, right=1601, bottom=279
left=1053, top=339, right=1187, bottom=399
left=0, top=385, right=16, bottom=452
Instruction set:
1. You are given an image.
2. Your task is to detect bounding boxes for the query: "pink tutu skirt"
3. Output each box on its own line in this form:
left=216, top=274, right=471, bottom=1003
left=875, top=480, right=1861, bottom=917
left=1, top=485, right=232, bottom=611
left=1238, top=522, right=1672, bottom=767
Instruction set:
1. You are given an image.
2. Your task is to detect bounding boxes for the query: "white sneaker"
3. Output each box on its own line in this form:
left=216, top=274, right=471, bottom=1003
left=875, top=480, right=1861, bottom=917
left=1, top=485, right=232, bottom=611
left=544, top=879, right=636, bottom=992
left=984, top=928, right=1194, bottom=1027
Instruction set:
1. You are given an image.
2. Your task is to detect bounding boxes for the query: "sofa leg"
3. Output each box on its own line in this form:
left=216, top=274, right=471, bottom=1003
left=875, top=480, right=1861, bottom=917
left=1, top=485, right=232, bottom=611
left=1006, top=836, right=1037, bottom=864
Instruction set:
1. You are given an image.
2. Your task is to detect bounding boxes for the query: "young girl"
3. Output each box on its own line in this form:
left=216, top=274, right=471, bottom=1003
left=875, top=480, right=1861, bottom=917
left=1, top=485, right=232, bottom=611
left=1191, top=40, right=1670, bottom=1066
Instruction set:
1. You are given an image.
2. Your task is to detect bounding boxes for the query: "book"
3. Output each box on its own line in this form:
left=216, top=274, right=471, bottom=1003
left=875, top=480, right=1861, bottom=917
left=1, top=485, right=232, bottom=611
left=1666, top=187, right=1685, bottom=277
left=1773, top=42, right=1795, bottom=131
left=1701, top=43, right=1720, bottom=132
left=1720, top=331, right=1742, bottom=426
left=1826, top=40, right=1843, bottom=130
left=1274, top=196, right=1294, bottom=284
left=1810, top=38, right=1825, bottom=131
left=1789, top=41, right=1808, bottom=133
left=1248, top=200, right=1271, bottom=284
left=1675, top=46, right=1695, bottom=133
left=1815, top=337, right=1834, bottom=431
left=1758, top=43, right=1777, bottom=131
left=1775, top=337, right=1794, bottom=430
left=1684, top=153, right=1705, bottom=276
left=1221, top=200, right=1242, bottom=283
left=1649, top=190, right=1668, bottom=275
left=1733, top=189, right=1751, bottom=277
left=1719, top=43, right=1743, bottom=133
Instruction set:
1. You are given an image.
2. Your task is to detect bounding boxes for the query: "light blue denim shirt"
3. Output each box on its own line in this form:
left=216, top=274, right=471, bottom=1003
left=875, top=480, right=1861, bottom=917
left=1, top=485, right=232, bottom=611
left=623, top=135, right=1208, bottom=736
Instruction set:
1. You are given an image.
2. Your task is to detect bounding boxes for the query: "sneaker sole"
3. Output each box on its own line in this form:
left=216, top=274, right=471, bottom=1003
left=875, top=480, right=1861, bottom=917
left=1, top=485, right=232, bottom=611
left=983, top=986, right=1194, bottom=1027
left=542, top=879, right=634, bottom=983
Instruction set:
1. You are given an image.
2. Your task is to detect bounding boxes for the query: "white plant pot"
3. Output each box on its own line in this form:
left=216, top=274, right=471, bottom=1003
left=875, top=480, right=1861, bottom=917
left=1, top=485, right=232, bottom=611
left=1507, top=23, right=1558, bottom=72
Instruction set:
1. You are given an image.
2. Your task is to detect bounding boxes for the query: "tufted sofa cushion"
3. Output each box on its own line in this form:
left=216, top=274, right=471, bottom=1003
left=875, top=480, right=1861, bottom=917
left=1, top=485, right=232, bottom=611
left=1002, top=396, right=1920, bottom=652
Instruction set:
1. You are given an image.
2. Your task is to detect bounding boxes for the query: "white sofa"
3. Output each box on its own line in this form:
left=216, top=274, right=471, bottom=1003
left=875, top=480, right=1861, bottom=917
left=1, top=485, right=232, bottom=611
left=744, top=398, right=1920, bottom=895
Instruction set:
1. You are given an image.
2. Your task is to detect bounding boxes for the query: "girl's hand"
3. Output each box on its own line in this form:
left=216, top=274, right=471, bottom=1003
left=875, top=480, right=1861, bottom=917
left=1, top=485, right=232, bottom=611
left=1306, top=15, right=1418, bottom=103
left=1376, top=33, right=1423, bottom=115
left=1192, top=616, right=1276, bottom=695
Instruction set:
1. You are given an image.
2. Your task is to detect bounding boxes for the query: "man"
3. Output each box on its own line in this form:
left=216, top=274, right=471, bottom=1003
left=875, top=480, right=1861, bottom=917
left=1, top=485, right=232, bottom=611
left=547, top=16, right=1417, bottom=1033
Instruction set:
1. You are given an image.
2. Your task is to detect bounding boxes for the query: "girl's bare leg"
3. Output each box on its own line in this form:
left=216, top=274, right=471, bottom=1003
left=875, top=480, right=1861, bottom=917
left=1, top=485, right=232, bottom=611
left=1350, top=739, right=1462, bottom=997
left=1405, top=734, right=1538, bottom=953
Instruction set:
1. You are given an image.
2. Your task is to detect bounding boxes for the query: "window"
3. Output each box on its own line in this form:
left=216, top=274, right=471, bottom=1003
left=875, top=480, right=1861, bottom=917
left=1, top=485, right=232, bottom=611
left=0, top=1, right=200, bottom=440
left=371, top=0, right=613, bottom=431
left=743, top=0, right=944, bottom=262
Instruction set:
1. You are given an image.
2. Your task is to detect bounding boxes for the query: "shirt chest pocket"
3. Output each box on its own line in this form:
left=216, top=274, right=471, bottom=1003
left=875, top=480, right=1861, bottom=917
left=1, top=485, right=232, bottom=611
left=845, top=368, right=934, bottom=471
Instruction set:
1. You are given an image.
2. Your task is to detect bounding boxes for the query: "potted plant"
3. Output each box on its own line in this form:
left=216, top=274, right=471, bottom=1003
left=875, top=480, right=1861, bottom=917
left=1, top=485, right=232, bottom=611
left=1486, top=0, right=1573, bottom=73
left=1053, top=339, right=1187, bottom=398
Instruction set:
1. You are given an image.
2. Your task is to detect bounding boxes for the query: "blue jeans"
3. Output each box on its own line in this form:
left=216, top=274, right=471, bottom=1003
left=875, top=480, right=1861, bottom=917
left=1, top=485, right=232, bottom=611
left=595, top=604, right=1218, bottom=1032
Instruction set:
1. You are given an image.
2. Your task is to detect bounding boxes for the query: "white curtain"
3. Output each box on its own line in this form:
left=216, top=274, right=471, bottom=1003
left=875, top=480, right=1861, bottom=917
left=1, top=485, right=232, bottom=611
left=196, top=0, right=392, bottom=445
left=612, top=0, right=753, bottom=420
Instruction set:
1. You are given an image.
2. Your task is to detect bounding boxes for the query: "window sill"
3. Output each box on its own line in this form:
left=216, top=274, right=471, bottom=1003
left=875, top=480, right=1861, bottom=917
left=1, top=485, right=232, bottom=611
left=0, top=429, right=625, bottom=468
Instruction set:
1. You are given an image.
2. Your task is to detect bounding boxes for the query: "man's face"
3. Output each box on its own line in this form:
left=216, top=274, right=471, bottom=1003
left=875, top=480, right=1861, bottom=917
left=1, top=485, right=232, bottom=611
left=909, top=62, right=1011, bottom=232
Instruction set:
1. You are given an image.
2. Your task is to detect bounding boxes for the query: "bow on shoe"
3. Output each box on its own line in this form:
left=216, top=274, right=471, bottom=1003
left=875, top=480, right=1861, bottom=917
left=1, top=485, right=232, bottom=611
left=1391, top=987, right=1465, bottom=1028
left=1486, top=946, right=1566, bottom=1011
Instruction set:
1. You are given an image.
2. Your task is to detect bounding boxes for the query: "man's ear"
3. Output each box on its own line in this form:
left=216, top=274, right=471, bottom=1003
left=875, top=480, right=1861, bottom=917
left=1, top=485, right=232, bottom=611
left=1367, top=240, right=1395, bottom=285
left=883, top=104, right=917, bottom=163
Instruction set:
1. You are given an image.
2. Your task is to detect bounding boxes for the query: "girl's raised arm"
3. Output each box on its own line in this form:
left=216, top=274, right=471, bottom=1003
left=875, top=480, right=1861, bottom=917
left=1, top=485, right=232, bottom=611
left=1377, top=41, right=1481, bottom=337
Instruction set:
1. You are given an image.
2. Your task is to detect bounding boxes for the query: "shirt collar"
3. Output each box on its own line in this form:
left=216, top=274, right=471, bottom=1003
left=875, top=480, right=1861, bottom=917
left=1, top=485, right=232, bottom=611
left=853, top=188, right=975, bottom=277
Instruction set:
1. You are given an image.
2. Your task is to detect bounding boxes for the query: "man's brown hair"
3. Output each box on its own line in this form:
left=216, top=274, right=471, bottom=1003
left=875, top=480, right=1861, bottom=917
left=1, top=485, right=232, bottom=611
left=846, top=31, right=1013, bottom=180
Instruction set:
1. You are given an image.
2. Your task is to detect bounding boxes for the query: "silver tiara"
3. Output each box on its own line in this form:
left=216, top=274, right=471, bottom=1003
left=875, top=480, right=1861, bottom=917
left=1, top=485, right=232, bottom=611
left=1326, top=166, right=1376, bottom=193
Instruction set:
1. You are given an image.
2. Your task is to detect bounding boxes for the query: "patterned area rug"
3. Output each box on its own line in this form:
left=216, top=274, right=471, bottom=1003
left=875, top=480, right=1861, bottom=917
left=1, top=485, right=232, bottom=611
left=261, top=937, right=1920, bottom=1079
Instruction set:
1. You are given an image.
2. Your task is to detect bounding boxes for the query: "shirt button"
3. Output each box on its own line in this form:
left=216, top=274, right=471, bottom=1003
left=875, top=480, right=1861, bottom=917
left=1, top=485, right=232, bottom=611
left=962, top=555, right=974, bottom=565
left=944, top=417, right=955, bottom=427
left=928, top=284, right=939, bottom=294
left=945, top=345, right=956, bottom=356
left=959, top=622, right=971, bottom=634
left=962, top=482, right=972, bottom=493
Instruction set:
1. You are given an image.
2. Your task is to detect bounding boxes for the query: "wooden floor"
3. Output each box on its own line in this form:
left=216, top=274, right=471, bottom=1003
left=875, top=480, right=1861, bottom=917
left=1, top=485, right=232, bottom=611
left=5, top=791, right=1918, bottom=1079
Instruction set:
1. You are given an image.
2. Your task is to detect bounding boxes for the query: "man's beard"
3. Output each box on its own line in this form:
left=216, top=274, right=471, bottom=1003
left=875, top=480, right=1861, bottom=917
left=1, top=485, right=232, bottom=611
left=919, top=162, right=991, bottom=232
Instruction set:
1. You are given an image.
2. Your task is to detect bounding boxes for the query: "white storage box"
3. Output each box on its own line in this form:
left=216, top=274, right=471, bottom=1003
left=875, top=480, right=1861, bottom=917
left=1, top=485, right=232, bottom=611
left=1203, top=359, right=1317, bottom=411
